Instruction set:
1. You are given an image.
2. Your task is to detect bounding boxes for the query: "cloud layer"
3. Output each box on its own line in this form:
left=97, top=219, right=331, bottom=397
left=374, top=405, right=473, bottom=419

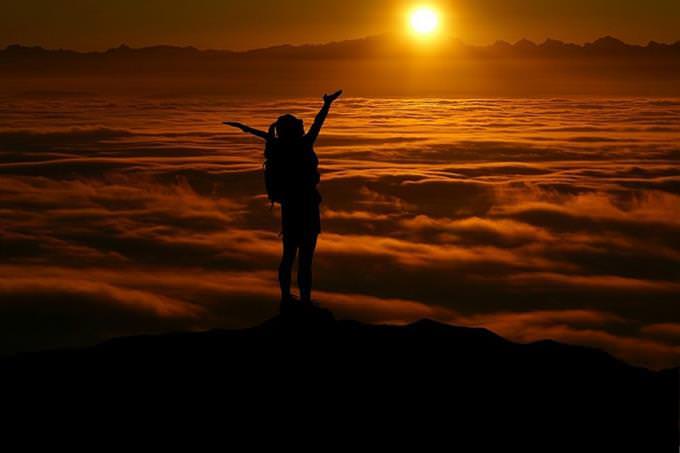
left=0, top=96, right=679, bottom=368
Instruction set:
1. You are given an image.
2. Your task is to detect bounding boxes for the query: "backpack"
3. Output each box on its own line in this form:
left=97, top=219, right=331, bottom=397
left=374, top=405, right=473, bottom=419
left=264, top=139, right=284, bottom=204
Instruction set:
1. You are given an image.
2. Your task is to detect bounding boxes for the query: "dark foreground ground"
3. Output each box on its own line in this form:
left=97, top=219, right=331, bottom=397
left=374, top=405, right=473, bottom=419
left=2, top=305, right=677, bottom=449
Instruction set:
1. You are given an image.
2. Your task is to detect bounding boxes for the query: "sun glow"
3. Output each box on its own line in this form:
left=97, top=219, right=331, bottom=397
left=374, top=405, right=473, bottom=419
left=409, top=6, right=440, bottom=36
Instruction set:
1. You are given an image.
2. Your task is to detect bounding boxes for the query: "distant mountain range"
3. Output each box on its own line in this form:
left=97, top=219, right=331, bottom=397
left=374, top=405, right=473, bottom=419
left=1, top=35, right=679, bottom=67
left=2, top=35, right=679, bottom=97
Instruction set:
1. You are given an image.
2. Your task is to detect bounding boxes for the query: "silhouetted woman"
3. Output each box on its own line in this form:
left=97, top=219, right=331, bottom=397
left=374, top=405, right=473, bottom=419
left=225, top=90, right=342, bottom=307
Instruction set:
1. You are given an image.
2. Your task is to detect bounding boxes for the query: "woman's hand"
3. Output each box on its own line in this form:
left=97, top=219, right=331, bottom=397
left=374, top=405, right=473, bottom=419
left=223, top=121, right=246, bottom=130
left=323, top=90, right=343, bottom=104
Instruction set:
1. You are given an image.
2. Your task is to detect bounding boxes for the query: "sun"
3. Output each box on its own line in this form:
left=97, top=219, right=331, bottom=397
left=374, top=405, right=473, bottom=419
left=409, top=6, right=440, bottom=36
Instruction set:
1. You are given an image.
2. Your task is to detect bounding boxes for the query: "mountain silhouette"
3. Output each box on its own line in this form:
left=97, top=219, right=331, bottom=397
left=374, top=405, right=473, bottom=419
left=513, top=38, right=539, bottom=51
left=588, top=35, right=630, bottom=49
left=2, top=35, right=679, bottom=70
left=2, top=305, right=676, bottom=448
left=3, top=34, right=679, bottom=97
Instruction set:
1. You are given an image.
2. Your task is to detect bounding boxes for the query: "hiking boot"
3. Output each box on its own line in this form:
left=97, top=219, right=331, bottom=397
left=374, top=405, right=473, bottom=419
left=280, top=294, right=301, bottom=316
left=300, top=298, right=320, bottom=308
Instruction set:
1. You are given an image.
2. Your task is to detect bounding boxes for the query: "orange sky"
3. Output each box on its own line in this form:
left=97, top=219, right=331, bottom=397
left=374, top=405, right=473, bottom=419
left=2, top=0, right=679, bottom=50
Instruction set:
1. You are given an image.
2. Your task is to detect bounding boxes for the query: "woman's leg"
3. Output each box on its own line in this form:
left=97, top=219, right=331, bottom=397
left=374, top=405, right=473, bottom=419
left=298, top=233, right=318, bottom=303
left=279, top=235, right=298, bottom=301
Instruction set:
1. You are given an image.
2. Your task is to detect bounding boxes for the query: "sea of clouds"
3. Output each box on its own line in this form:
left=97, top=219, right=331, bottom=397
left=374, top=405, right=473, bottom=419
left=0, top=95, right=679, bottom=368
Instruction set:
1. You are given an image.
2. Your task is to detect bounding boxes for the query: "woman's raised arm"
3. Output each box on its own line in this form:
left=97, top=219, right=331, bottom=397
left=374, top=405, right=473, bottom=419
left=306, top=90, right=342, bottom=144
left=223, top=121, right=271, bottom=140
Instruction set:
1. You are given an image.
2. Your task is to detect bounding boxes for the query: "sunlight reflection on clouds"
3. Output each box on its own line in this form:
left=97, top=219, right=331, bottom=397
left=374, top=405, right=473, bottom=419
left=0, top=96, right=678, bottom=368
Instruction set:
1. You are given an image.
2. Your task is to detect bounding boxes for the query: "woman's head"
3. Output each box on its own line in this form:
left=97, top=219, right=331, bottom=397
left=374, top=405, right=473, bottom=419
left=275, top=114, right=304, bottom=140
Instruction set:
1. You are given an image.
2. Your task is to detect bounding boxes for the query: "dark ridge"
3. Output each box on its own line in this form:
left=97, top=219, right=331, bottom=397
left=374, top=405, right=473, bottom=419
left=514, top=38, right=538, bottom=50
left=587, top=35, right=630, bottom=49
left=2, top=305, right=676, bottom=447
left=2, top=34, right=680, bottom=63
left=491, top=39, right=512, bottom=49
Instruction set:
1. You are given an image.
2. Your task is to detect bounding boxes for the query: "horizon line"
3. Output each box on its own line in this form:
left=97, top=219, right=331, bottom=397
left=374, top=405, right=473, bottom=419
left=3, top=33, right=680, bottom=54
